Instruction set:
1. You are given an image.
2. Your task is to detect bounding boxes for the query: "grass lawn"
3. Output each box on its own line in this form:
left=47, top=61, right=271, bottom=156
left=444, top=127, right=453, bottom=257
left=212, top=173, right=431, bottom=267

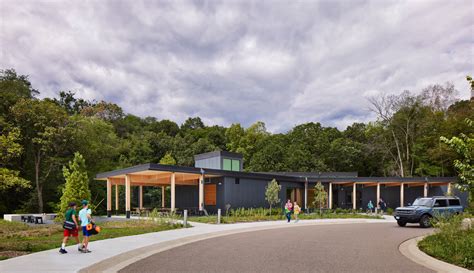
left=418, top=216, right=474, bottom=270
left=188, top=213, right=382, bottom=224
left=0, top=219, right=183, bottom=260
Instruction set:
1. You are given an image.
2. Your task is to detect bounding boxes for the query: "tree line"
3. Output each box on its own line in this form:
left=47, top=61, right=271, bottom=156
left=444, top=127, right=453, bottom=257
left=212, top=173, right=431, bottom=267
left=0, top=68, right=473, bottom=215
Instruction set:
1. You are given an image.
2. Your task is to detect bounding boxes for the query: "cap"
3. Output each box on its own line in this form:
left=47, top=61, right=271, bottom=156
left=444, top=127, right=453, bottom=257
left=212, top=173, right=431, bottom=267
left=68, top=202, right=76, bottom=207
left=81, top=200, right=88, bottom=205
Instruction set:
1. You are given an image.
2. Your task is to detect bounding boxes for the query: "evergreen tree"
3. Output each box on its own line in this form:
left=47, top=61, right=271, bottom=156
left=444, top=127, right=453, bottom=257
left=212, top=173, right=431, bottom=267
left=59, top=152, right=91, bottom=216
left=159, top=152, right=176, bottom=165
left=265, top=179, right=281, bottom=214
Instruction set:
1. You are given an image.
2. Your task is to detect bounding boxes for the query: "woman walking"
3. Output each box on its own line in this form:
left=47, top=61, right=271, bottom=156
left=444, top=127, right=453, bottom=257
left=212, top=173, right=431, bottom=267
left=293, top=202, right=301, bottom=223
left=284, top=199, right=293, bottom=223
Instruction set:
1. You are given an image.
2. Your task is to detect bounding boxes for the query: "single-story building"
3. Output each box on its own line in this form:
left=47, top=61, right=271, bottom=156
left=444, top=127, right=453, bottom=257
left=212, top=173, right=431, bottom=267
left=96, top=151, right=466, bottom=218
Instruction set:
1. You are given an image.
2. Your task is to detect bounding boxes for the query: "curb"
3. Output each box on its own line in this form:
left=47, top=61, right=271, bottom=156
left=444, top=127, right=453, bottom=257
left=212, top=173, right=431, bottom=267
left=399, top=235, right=473, bottom=273
left=79, top=219, right=389, bottom=273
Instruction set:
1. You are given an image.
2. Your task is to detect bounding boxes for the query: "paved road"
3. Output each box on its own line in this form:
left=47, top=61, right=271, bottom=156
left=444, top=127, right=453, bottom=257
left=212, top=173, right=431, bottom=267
left=121, top=223, right=432, bottom=273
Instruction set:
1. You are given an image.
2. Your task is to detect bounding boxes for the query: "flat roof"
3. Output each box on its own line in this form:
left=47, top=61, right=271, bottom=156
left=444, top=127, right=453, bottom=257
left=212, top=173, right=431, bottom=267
left=96, top=163, right=457, bottom=184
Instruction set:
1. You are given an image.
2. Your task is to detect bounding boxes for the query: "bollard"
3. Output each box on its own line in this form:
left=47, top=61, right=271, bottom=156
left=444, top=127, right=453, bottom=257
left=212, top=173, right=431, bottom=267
left=183, top=210, right=188, bottom=228
left=217, top=209, right=221, bottom=224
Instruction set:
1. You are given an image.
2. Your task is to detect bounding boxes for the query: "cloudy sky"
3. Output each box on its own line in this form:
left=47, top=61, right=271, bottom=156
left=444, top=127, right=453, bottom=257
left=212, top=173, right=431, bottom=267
left=1, top=0, right=473, bottom=132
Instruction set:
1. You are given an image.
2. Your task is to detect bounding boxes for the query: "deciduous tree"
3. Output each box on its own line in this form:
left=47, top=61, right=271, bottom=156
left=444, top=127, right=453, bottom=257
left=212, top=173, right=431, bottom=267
left=265, top=179, right=281, bottom=214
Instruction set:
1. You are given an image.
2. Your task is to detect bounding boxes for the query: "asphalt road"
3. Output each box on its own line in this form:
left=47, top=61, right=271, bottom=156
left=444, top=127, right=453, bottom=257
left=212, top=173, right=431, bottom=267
left=121, top=223, right=433, bottom=273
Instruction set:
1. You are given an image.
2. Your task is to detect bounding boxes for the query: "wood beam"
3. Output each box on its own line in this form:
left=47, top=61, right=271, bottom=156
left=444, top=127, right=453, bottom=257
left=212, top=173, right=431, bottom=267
left=352, top=183, right=356, bottom=210
left=400, top=183, right=404, bottom=207
left=199, top=174, right=204, bottom=211
left=115, top=184, right=119, bottom=212
left=385, top=183, right=402, bottom=187
left=139, top=185, right=143, bottom=209
left=171, top=173, right=176, bottom=212
left=161, top=186, right=165, bottom=208
left=125, top=174, right=131, bottom=218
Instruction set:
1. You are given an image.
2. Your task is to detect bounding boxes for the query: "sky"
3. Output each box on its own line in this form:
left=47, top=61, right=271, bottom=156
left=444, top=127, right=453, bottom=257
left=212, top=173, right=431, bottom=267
left=1, top=0, right=473, bottom=132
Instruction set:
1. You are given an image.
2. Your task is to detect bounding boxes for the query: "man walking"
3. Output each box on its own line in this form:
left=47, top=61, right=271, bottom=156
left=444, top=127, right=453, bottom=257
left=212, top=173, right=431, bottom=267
left=378, top=198, right=387, bottom=215
left=78, top=200, right=92, bottom=253
left=59, top=202, right=82, bottom=254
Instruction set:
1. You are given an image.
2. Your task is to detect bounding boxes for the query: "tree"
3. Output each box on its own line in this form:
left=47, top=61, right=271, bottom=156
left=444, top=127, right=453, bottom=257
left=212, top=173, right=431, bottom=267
left=59, top=152, right=91, bottom=216
left=265, top=179, right=281, bottom=214
left=53, top=91, right=91, bottom=115
left=159, top=152, right=176, bottom=165
left=441, top=119, right=473, bottom=210
left=181, top=117, right=205, bottom=131
left=0, top=127, right=30, bottom=191
left=11, top=99, right=69, bottom=212
left=313, top=182, right=327, bottom=215
left=0, top=69, right=38, bottom=122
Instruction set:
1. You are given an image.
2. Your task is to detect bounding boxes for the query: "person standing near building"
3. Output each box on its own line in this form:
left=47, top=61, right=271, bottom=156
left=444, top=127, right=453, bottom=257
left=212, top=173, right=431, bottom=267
left=59, top=202, right=81, bottom=254
left=293, top=202, right=301, bottom=223
left=367, top=200, right=374, bottom=215
left=78, top=200, right=93, bottom=253
left=378, top=198, right=387, bottom=215
left=284, top=199, right=293, bottom=223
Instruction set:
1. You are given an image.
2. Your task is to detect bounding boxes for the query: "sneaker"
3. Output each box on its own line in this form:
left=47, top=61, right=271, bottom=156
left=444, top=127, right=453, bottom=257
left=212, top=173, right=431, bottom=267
left=83, top=249, right=91, bottom=253
left=59, top=248, right=67, bottom=254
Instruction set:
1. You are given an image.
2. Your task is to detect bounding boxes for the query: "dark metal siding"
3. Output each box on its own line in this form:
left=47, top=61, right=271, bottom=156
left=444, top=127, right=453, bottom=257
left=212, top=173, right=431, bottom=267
left=175, top=185, right=198, bottom=209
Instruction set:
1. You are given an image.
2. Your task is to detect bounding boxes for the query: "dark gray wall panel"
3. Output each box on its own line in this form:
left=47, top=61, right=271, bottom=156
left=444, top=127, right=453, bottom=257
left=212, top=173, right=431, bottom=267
left=175, top=185, right=199, bottom=209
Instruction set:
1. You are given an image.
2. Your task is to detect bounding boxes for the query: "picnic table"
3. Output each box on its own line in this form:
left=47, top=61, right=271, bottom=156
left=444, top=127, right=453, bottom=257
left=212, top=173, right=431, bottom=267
left=21, top=215, right=44, bottom=224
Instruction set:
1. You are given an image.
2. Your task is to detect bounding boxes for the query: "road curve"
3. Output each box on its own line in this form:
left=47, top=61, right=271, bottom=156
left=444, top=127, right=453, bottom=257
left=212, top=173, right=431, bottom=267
left=120, top=223, right=433, bottom=273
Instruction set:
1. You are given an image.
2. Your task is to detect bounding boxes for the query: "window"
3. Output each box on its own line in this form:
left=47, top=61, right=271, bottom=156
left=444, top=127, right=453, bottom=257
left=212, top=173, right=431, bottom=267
left=434, top=199, right=448, bottom=207
left=223, top=158, right=240, bottom=171
left=449, top=199, right=460, bottom=206
left=231, top=159, right=240, bottom=171
left=235, top=178, right=240, bottom=184
left=223, top=159, right=232, bottom=171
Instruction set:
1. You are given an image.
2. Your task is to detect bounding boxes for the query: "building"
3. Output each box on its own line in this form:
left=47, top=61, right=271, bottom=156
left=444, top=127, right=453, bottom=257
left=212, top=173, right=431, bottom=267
left=96, top=151, right=465, bottom=218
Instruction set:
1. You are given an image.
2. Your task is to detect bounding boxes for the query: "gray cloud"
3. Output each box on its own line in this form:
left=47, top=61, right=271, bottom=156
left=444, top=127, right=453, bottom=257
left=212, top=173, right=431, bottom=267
left=1, top=0, right=473, bottom=132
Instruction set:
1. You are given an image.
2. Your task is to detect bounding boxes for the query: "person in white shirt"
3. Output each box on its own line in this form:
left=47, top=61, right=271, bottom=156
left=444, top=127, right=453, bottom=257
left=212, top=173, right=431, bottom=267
left=78, top=200, right=92, bottom=253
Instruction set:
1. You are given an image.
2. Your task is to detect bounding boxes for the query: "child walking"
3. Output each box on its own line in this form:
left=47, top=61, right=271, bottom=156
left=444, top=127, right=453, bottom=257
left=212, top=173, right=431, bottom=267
left=293, top=202, right=301, bottom=223
left=284, top=199, right=293, bottom=223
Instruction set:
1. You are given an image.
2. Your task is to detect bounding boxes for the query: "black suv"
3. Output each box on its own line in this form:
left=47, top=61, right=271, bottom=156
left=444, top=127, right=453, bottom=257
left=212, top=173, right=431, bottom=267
left=393, top=196, right=463, bottom=228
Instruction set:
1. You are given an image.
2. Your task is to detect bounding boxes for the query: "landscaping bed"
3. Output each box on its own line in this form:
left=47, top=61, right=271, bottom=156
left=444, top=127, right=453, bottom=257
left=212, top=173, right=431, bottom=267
left=0, top=219, right=184, bottom=260
left=418, top=216, right=474, bottom=270
left=188, top=208, right=382, bottom=224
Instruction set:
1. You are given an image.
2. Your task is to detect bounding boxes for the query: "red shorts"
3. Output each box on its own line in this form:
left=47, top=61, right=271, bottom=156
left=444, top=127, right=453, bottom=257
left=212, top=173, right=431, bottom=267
left=63, top=228, right=78, bottom=237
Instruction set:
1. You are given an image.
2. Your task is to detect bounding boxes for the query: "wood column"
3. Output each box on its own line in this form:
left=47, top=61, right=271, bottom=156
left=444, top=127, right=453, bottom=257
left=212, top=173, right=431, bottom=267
left=199, top=174, right=204, bottom=211
left=352, top=183, right=357, bottom=210
left=125, top=174, right=131, bottom=218
left=170, top=173, right=176, bottom=212
left=161, top=186, right=165, bottom=208
left=329, top=182, right=333, bottom=209
left=400, top=183, right=404, bottom=207
left=376, top=183, right=381, bottom=210
left=139, top=185, right=143, bottom=209
left=106, top=178, right=112, bottom=217
left=424, top=182, right=428, bottom=197
left=115, top=184, right=119, bottom=214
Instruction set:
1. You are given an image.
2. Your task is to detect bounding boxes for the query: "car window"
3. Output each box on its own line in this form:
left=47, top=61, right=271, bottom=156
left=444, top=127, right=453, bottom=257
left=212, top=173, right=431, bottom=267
left=413, top=198, right=432, bottom=206
left=449, top=199, right=460, bottom=206
left=434, top=199, right=448, bottom=207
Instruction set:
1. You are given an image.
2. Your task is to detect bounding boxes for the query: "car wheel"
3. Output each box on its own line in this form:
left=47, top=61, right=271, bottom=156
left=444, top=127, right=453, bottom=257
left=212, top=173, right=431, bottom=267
left=397, top=220, right=407, bottom=227
left=419, top=215, right=432, bottom=228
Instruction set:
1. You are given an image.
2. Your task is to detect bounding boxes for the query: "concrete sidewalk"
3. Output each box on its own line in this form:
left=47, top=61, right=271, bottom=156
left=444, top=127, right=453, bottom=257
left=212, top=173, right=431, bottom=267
left=0, top=217, right=396, bottom=273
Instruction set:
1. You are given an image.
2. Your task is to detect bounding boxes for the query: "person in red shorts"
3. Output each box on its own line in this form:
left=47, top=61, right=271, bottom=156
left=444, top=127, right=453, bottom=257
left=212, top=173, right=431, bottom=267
left=59, top=202, right=82, bottom=254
